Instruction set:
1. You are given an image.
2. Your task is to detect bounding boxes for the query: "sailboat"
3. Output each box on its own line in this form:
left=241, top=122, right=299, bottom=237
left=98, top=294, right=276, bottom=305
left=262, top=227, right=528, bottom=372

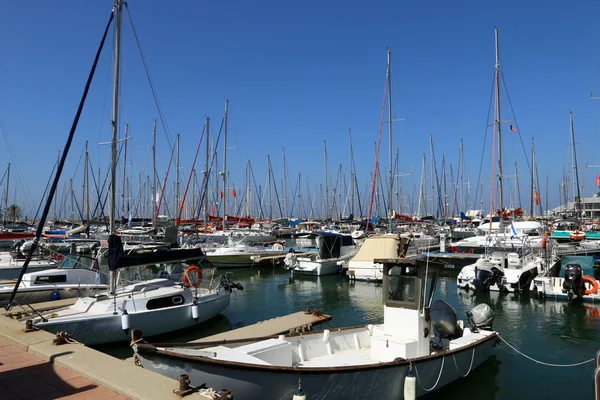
left=17, top=0, right=243, bottom=345
left=133, top=257, right=499, bottom=399
left=456, top=28, right=545, bottom=293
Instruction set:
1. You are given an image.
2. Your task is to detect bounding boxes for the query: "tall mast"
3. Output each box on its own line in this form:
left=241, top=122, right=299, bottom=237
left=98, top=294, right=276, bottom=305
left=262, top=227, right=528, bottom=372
left=349, top=129, right=355, bottom=217
left=530, top=137, right=534, bottom=215
left=176, top=132, right=180, bottom=220
left=570, top=110, right=582, bottom=220
left=4, top=163, right=10, bottom=225
left=222, top=99, right=228, bottom=230
left=204, top=117, right=210, bottom=226
left=151, top=120, right=157, bottom=227
left=108, top=0, right=123, bottom=294
left=83, top=141, right=89, bottom=227
left=387, top=49, right=394, bottom=232
left=110, top=0, right=122, bottom=236
left=282, top=148, right=288, bottom=219
left=267, top=155, right=273, bottom=220
left=121, top=123, right=129, bottom=218
left=494, top=27, right=504, bottom=211
left=324, top=139, right=329, bottom=219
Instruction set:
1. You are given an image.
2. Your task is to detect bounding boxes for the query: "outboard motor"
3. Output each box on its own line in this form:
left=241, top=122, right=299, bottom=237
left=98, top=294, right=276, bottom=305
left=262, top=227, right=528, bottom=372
left=219, top=272, right=244, bottom=293
left=562, top=263, right=584, bottom=299
left=429, top=300, right=463, bottom=350
left=466, top=303, right=495, bottom=333
left=473, top=267, right=503, bottom=291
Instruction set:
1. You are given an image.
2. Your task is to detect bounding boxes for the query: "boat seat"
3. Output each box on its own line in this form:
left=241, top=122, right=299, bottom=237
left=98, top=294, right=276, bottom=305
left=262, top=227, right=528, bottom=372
left=235, top=339, right=292, bottom=366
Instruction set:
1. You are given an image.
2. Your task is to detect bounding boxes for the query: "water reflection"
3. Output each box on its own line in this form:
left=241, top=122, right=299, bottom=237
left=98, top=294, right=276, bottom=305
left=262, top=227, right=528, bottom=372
left=97, top=268, right=597, bottom=399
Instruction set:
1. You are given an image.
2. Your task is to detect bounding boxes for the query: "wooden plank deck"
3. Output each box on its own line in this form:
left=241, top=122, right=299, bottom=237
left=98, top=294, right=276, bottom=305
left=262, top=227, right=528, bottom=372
left=190, top=310, right=332, bottom=343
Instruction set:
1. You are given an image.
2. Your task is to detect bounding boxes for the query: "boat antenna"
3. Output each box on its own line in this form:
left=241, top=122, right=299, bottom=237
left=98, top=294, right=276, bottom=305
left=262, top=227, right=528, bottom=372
left=5, top=9, right=115, bottom=310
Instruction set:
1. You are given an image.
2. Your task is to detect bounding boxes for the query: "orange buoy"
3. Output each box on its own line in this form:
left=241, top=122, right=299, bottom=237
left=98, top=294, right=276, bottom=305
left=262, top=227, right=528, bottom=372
left=569, top=230, right=586, bottom=241
left=183, top=265, right=203, bottom=288
left=583, top=276, right=599, bottom=295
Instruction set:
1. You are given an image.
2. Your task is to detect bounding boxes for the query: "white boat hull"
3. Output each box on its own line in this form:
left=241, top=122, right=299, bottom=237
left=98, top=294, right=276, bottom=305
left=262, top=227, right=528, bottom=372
left=135, top=330, right=497, bottom=400
left=34, top=290, right=231, bottom=345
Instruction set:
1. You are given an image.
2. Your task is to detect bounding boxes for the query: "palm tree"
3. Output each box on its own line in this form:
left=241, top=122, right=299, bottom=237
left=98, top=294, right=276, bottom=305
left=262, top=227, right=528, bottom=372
left=6, top=204, right=22, bottom=222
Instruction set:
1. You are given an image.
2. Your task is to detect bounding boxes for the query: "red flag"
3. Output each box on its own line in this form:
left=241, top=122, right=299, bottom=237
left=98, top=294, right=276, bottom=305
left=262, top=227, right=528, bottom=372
left=534, top=189, right=540, bottom=205
left=596, top=174, right=600, bottom=187
left=219, top=190, right=224, bottom=199
left=510, top=124, right=518, bottom=133
left=211, top=203, right=216, bottom=214
left=230, top=188, right=236, bottom=197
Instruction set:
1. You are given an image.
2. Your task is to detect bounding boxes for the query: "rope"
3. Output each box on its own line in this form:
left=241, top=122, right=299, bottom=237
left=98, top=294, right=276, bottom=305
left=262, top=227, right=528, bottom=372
left=413, top=356, right=445, bottom=392
left=452, top=348, right=475, bottom=377
left=498, top=334, right=594, bottom=367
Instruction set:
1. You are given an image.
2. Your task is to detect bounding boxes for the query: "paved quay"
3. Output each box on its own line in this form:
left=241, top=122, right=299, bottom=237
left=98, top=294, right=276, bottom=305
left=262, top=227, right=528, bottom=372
left=0, top=339, right=128, bottom=399
left=0, top=315, right=217, bottom=400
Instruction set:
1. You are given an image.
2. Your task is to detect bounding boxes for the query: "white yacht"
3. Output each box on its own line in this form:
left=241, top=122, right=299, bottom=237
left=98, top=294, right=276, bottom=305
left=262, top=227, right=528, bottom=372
left=285, top=231, right=358, bottom=276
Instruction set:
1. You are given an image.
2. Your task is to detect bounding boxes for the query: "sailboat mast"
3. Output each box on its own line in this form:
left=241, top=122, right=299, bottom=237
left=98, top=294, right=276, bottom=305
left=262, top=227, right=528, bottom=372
left=108, top=0, right=123, bottom=295
left=4, top=163, right=10, bottom=225
left=121, top=123, right=129, bottom=218
left=110, top=0, right=122, bottom=235
left=570, top=110, right=582, bottom=219
left=151, top=120, right=157, bottom=226
left=222, top=99, right=228, bottom=230
left=176, top=132, right=180, bottom=219
left=83, top=141, right=89, bottom=227
left=530, top=137, right=534, bottom=215
left=495, top=27, right=504, bottom=211
left=204, top=117, right=209, bottom=225
left=324, top=139, right=329, bottom=219
left=387, top=49, right=393, bottom=232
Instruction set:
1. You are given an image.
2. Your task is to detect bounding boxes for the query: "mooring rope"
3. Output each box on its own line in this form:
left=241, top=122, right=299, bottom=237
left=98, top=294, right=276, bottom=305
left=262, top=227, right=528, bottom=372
left=498, top=334, right=594, bottom=367
left=413, top=356, right=445, bottom=392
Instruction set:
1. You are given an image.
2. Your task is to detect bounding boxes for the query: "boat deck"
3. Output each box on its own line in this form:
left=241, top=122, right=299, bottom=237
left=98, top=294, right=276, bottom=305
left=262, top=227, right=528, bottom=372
left=298, top=347, right=380, bottom=367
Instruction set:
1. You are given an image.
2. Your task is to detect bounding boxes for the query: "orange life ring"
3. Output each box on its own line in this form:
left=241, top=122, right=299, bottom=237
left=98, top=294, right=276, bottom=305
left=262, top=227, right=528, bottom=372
left=54, top=254, right=62, bottom=261
left=583, top=276, right=599, bottom=295
left=183, top=266, right=203, bottom=288
left=569, top=230, right=586, bottom=241
left=541, top=233, right=548, bottom=249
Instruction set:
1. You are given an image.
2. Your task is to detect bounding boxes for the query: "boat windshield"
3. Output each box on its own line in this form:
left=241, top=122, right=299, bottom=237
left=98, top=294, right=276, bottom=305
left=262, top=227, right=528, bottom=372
left=58, top=254, right=98, bottom=271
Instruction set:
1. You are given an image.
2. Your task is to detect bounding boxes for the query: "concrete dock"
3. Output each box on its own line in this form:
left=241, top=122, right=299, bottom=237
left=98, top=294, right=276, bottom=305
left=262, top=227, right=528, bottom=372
left=190, top=310, right=332, bottom=343
left=0, top=311, right=220, bottom=399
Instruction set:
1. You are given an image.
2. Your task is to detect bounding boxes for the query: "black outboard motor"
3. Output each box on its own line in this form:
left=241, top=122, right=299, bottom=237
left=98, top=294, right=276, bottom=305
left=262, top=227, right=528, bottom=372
left=473, top=267, right=503, bottom=291
left=562, top=264, right=584, bottom=299
left=430, top=300, right=463, bottom=350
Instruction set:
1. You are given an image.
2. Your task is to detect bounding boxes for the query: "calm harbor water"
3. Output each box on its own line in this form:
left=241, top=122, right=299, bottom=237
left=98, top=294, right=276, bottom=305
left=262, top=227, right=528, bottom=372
left=99, top=266, right=599, bottom=399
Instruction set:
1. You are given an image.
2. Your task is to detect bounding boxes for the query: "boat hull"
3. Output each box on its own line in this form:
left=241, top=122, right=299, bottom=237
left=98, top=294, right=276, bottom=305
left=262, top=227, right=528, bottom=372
left=34, top=291, right=231, bottom=345
left=135, top=334, right=497, bottom=400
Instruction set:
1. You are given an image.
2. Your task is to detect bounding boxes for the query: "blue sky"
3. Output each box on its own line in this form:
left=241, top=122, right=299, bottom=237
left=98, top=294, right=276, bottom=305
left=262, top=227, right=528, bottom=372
left=1, top=0, right=600, bottom=219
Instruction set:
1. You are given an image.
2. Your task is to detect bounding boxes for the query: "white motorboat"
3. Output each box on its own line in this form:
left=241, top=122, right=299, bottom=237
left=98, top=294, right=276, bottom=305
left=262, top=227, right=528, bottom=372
left=285, top=231, right=359, bottom=276
left=132, top=257, right=499, bottom=400
left=531, top=256, right=599, bottom=302
left=0, top=254, right=106, bottom=306
left=204, top=239, right=289, bottom=268
left=456, top=236, right=546, bottom=292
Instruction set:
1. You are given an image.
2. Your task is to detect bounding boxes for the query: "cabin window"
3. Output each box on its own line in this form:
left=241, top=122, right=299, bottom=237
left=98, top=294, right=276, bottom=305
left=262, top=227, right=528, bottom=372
left=34, top=275, right=67, bottom=284
left=146, top=295, right=185, bottom=310
left=383, top=265, right=421, bottom=310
